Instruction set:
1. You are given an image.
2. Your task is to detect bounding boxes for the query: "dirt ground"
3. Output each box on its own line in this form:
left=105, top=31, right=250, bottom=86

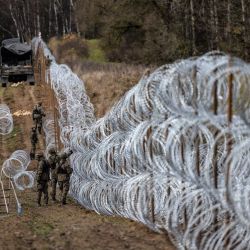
left=0, top=190, right=174, bottom=250
left=0, top=83, right=174, bottom=249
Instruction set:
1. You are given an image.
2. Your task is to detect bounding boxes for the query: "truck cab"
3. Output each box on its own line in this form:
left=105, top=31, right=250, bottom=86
left=0, top=38, right=34, bottom=87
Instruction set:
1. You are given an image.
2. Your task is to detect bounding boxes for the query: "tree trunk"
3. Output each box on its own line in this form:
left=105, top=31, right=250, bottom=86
left=241, top=0, right=247, bottom=58
left=184, top=3, right=189, bottom=41
left=71, top=0, right=80, bottom=36
left=36, top=0, right=40, bottom=36
left=9, top=2, right=20, bottom=38
left=213, top=0, right=219, bottom=50
left=22, top=2, right=28, bottom=40
left=190, top=0, right=197, bottom=55
left=209, top=0, right=215, bottom=49
left=49, top=0, right=52, bottom=36
left=69, top=0, right=72, bottom=33
left=26, top=0, right=31, bottom=39
left=227, top=0, right=231, bottom=43
left=54, top=0, right=59, bottom=36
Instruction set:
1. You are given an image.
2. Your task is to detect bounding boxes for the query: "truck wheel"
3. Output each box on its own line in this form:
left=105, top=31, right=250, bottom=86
left=2, top=83, right=7, bottom=87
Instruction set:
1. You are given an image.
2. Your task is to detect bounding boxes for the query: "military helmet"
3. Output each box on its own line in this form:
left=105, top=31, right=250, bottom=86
left=48, top=148, right=56, bottom=154
left=38, top=102, right=42, bottom=106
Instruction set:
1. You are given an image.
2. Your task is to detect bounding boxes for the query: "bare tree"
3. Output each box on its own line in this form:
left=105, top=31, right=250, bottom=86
left=9, top=1, right=20, bottom=38
left=241, top=0, right=247, bottom=58
left=227, top=0, right=231, bottom=43
left=190, top=0, right=196, bottom=55
left=71, top=0, right=80, bottom=36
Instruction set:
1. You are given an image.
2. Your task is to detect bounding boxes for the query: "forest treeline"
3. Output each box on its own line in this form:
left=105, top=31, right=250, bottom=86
left=0, top=0, right=249, bottom=65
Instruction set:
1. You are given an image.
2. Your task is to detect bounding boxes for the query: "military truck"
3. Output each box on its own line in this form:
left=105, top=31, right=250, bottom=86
left=0, top=38, right=34, bottom=87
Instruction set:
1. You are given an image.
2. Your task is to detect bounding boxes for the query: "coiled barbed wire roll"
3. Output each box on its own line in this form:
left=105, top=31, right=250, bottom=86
left=32, top=37, right=250, bottom=249
left=43, top=116, right=56, bottom=158
left=0, top=102, right=35, bottom=191
left=0, top=104, right=13, bottom=135
left=225, top=135, right=250, bottom=227
left=13, top=171, right=36, bottom=191
left=2, top=150, right=30, bottom=178
left=2, top=150, right=35, bottom=191
left=152, top=52, right=250, bottom=122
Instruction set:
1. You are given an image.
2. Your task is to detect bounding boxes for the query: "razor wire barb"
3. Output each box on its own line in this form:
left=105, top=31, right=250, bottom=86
left=32, top=37, right=250, bottom=249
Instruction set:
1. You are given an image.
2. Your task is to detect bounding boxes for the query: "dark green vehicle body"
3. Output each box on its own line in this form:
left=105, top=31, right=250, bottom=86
left=0, top=38, right=34, bottom=87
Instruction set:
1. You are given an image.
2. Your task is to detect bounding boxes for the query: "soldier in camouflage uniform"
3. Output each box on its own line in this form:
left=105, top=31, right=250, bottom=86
left=30, top=127, right=38, bottom=160
left=45, top=55, right=52, bottom=68
left=36, top=152, right=50, bottom=206
left=32, top=102, right=46, bottom=134
left=47, top=147, right=60, bottom=201
left=56, top=153, right=73, bottom=205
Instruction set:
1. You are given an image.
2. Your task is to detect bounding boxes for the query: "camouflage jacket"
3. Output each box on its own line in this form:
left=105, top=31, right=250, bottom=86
left=56, top=161, right=73, bottom=182
left=48, top=154, right=60, bottom=170
left=32, top=106, right=46, bottom=120
left=30, top=131, right=38, bottom=144
left=36, top=159, right=50, bottom=183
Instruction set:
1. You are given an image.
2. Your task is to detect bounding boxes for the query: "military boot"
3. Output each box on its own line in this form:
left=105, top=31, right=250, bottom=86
left=44, top=192, right=49, bottom=205
left=37, top=192, right=42, bottom=206
left=61, top=193, right=67, bottom=205
left=61, top=198, right=67, bottom=205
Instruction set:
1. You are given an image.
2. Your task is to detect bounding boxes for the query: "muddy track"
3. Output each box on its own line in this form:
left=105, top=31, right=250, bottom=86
left=0, top=83, right=174, bottom=250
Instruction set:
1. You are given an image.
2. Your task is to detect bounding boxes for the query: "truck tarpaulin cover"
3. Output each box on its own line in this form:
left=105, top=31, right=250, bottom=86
left=1, top=38, right=31, bottom=55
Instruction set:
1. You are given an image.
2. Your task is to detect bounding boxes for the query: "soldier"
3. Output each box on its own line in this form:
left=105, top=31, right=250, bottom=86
left=56, top=153, right=73, bottom=205
left=30, top=127, right=38, bottom=160
left=47, top=147, right=60, bottom=201
left=45, top=55, right=52, bottom=68
left=36, top=152, right=50, bottom=206
left=32, top=102, right=46, bottom=134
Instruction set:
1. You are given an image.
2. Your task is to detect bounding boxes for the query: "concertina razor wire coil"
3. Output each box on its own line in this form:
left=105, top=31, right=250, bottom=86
left=32, top=37, right=250, bottom=249
left=0, top=104, right=35, bottom=191
left=0, top=104, right=13, bottom=135
left=2, top=150, right=35, bottom=191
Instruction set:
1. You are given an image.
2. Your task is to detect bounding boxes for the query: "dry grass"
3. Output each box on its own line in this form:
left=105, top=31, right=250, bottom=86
left=49, top=34, right=89, bottom=65
left=76, top=63, right=146, bottom=117
left=49, top=36, right=148, bottom=118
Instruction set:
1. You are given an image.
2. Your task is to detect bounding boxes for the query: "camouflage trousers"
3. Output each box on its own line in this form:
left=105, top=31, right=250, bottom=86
left=37, top=181, right=48, bottom=205
left=34, top=119, right=43, bottom=134
left=50, top=175, right=58, bottom=201
left=58, top=181, right=70, bottom=204
left=30, top=143, right=37, bottom=160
